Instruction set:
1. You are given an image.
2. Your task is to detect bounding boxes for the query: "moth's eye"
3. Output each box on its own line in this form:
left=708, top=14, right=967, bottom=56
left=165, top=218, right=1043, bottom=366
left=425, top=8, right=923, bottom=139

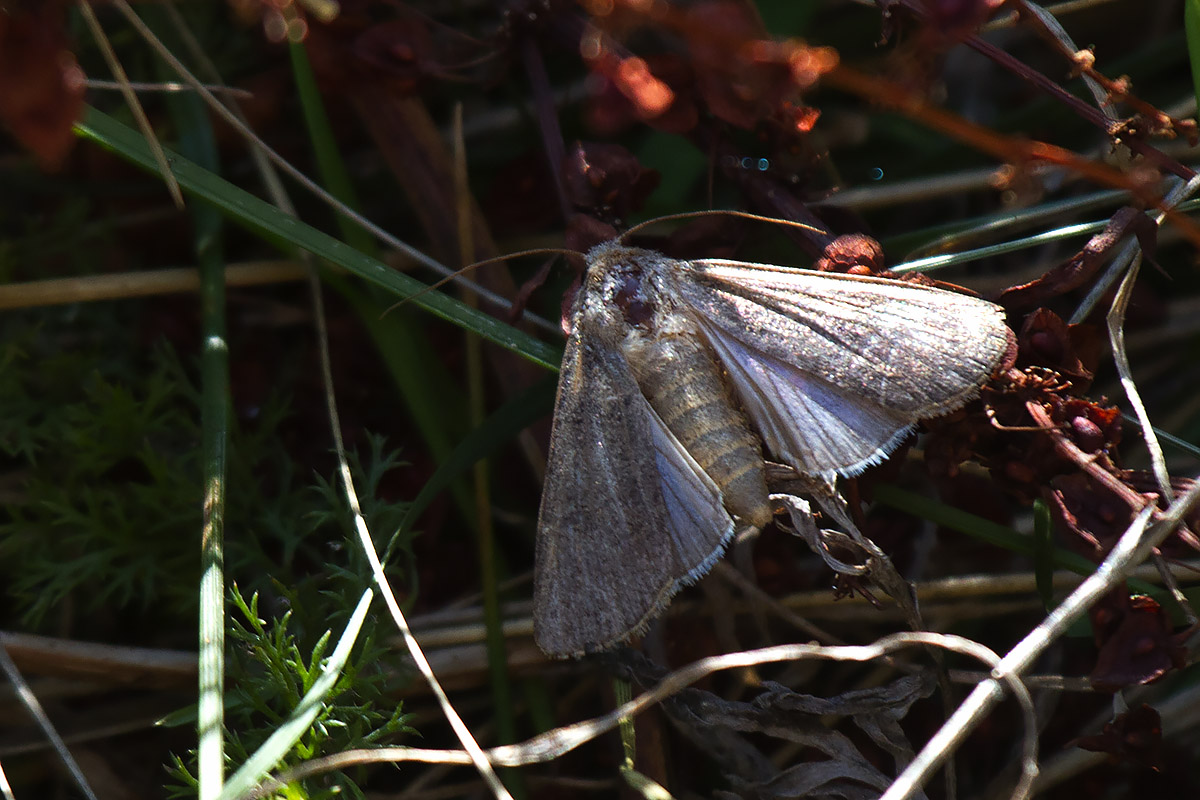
left=615, top=274, right=653, bottom=325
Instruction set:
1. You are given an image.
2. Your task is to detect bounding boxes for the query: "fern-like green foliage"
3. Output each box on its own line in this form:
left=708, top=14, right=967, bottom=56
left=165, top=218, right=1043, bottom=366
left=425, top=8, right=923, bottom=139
left=166, top=587, right=416, bottom=800
left=3, top=313, right=423, bottom=797
left=0, top=321, right=419, bottom=631
left=1, top=329, right=210, bottom=630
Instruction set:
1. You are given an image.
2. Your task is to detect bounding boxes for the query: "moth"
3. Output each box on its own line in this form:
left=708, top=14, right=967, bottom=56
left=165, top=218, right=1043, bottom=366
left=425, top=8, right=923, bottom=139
left=533, top=238, right=1009, bottom=657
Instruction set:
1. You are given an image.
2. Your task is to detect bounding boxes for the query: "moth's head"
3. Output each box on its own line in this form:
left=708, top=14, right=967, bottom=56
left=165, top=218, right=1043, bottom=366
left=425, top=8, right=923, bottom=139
left=583, top=239, right=649, bottom=272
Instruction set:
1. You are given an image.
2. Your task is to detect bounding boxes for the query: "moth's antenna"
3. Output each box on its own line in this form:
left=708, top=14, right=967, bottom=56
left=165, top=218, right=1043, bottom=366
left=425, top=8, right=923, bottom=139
left=619, top=209, right=828, bottom=241
left=384, top=247, right=582, bottom=318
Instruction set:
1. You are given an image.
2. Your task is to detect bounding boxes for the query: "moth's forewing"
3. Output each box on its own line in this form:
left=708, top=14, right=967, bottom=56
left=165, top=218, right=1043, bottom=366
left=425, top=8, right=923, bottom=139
left=533, top=301, right=735, bottom=658
left=679, top=260, right=1009, bottom=476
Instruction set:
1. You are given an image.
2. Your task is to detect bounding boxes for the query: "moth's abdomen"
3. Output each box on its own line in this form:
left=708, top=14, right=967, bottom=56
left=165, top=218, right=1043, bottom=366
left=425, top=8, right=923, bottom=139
left=628, top=330, right=773, bottom=530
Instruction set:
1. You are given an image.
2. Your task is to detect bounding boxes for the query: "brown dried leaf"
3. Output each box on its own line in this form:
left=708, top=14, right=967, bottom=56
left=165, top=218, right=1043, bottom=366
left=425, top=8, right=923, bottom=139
left=0, top=2, right=84, bottom=171
left=583, top=0, right=833, bottom=136
left=1072, top=703, right=1164, bottom=771
left=562, top=141, right=661, bottom=222
left=1089, top=593, right=1185, bottom=691
left=621, top=650, right=934, bottom=798
left=1015, top=309, right=1101, bottom=388
left=683, top=1, right=835, bottom=131
left=999, top=207, right=1157, bottom=308
left=582, top=50, right=700, bottom=135
left=1046, top=473, right=1135, bottom=553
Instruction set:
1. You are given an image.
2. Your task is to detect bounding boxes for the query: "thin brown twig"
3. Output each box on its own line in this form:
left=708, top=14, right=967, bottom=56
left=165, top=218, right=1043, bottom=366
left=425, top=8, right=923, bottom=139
left=823, top=65, right=1200, bottom=250
left=1011, top=0, right=1197, bottom=143
left=1024, top=400, right=1157, bottom=520
left=889, top=0, right=1195, bottom=182
left=245, top=633, right=1037, bottom=799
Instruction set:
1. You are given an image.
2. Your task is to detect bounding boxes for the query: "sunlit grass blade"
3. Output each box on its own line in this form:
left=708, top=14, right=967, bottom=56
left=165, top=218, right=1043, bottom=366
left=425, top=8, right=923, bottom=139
left=164, top=73, right=230, bottom=800
left=74, top=106, right=562, bottom=372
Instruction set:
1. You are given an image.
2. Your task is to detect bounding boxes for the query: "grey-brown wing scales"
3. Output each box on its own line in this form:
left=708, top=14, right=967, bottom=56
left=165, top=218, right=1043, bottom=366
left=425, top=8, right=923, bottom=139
left=680, top=260, right=1008, bottom=477
left=700, top=324, right=915, bottom=476
left=533, top=312, right=736, bottom=657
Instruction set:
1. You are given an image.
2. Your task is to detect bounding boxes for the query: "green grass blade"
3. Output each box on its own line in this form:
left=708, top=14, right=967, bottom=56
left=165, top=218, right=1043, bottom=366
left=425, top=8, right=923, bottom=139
left=872, top=484, right=1093, bottom=574
left=287, top=41, right=474, bottom=520
left=73, top=106, right=562, bottom=372
left=1187, top=0, right=1200, bottom=115
left=163, top=75, right=230, bottom=800
left=1032, top=499, right=1054, bottom=611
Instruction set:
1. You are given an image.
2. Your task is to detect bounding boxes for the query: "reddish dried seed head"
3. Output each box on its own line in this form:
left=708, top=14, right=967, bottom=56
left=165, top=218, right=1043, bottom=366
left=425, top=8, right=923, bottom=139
left=816, top=234, right=885, bottom=274
left=1071, top=416, right=1104, bottom=452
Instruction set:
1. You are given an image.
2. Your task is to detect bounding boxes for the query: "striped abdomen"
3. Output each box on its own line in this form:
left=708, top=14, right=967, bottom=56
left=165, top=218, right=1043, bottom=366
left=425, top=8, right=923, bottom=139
left=626, top=328, right=773, bottom=529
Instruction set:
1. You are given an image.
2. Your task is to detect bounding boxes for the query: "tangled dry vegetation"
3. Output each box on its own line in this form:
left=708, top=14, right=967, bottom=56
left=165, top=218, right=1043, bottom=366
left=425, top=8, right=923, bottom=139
left=3, top=1, right=1200, bottom=799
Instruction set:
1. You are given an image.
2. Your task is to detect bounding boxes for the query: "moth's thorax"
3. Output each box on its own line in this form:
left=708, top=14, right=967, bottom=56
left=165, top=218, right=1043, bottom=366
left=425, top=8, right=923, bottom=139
left=586, top=243, right=703, bottom=365
left=582, top=243, right=684, bottom=330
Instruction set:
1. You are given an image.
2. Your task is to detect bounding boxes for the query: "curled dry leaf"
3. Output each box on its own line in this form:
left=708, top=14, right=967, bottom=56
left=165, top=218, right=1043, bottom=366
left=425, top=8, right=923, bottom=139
left=563, top=141, right=662, bottom=222
left=582, top=48, right=700, bottom=134
left=1088, top=592, right=1186, bottom=692
left=1046, top=473, right=1141, bottom=554
left=999, top=207, right=1158, bottom=309
left=1116, top=471, right=1200, bottom=554
left=306, top=3, right=497, bottom=92
left=881, top=0, right=1008, bottom=44
left=563, top=211, right=621, bottom=255
left=1015, top=309, right=1103, bottom=390
left=1072, top=703, right=1164, bottom=771
left=619, top=649, right=936, bottom=798
left=682, top=0, right=835, bottom=131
